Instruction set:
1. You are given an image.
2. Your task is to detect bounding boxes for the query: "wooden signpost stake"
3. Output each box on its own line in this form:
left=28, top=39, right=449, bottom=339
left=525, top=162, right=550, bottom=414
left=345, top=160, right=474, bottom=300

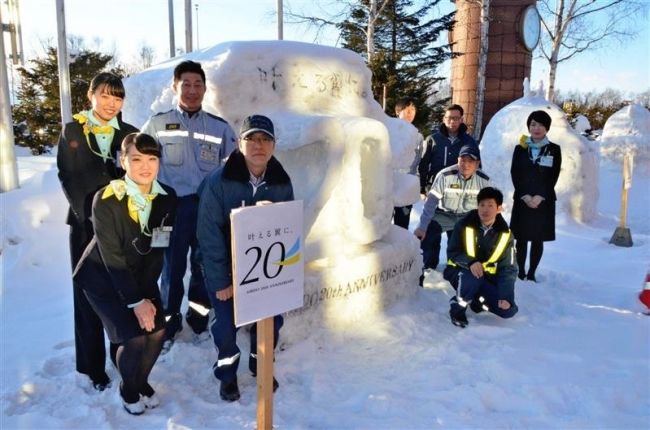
left=230, top=200, right=304, bottom=430
left=256, top=317, right=274, bottom=430
left=609, top=152, right=633, bottom=247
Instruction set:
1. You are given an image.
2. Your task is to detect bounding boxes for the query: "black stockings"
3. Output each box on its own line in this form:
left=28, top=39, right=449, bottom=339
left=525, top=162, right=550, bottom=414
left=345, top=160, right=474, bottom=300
left=116, top=329, right=164, bottom=402
left=515, top=240, right=544, bottom=277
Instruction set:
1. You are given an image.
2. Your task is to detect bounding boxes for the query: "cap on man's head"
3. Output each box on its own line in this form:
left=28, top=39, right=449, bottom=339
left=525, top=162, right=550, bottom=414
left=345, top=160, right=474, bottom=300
left=459, top=144, right=480, bottom=160
left=240, top=115, right=275, bottom=140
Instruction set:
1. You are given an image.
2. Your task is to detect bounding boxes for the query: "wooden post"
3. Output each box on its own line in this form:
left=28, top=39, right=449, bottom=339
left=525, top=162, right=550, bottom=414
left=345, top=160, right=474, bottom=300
left=609, top=153, right=633, bottom=247
left=256, top=317, right=274, bottom=429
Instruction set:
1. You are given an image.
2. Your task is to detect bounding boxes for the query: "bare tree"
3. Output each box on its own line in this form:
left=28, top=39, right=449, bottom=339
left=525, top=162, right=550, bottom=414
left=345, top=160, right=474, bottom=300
left=137, top=42, right=155, bottom=70
left=471, top=0, right=490, bottom=140
left=538, top=0, right=648, bottom=102
left=285, top=0, right=391, bottom=61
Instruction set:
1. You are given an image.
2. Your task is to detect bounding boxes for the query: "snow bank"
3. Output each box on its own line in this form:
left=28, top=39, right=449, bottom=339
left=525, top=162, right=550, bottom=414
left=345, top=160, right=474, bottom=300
left=480, top=79, right=599, bottom=222
left=600, top=103, right=650, bottom=164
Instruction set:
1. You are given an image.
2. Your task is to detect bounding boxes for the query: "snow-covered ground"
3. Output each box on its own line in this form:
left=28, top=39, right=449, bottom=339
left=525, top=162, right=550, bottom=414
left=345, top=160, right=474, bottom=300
left=1, top=143, right=649, bottom=429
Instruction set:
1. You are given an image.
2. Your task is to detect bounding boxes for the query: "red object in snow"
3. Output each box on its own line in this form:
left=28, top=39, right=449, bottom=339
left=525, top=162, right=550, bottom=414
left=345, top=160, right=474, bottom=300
left=639, top=271, right=650, bottom=310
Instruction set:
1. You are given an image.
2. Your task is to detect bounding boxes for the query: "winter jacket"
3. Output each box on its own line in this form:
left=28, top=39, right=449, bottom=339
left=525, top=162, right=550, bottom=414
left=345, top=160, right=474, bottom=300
left=510, top=138, right=562, bottom=241
left=417, top=164, right=492, bottom=232
left=73, top=181, right=177, bottom=306
left=141, top=107, right=237, bottom=197
left=57, top=119, right=139, bottom=226
left=418, top=123, right=477, bottom=193
left=197, top=149, right=294, bottom=295
left=443, top=210, right=518, bottom=301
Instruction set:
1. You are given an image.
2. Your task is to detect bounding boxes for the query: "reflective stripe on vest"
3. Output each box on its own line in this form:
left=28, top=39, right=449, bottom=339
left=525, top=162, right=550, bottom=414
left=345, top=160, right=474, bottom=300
left=449, top=227, right=511, bottom=274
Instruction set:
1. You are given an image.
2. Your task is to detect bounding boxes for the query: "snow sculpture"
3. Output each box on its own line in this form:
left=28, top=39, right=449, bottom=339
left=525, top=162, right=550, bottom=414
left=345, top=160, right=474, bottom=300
left=122, top=41, right=422, bottom=339
left=572, top=115, right=591, bottom=135
left=481, top=78, right=599, bottom=222
left=600, top=104, right=650, bottom=163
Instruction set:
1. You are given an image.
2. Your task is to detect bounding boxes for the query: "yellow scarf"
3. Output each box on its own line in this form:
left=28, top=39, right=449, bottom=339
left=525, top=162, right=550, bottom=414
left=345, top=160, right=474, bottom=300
left=102, top=179, right=159, bottom=231
left=73, top=111, right=115, bottom=160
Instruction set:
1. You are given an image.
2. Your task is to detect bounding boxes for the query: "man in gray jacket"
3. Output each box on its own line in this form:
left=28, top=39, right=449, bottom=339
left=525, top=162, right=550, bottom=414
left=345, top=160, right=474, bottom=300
left=141, top=60, right=237, bottom=349
left=414, top=145, right=491, bottom=285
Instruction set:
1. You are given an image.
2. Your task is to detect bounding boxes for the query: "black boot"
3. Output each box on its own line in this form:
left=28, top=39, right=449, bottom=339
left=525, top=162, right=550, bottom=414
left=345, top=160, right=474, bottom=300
left=449, top=302, right=468, bottom=328
left=185, top=307, right=209, bottom=335
left=220, top=378, right=240, bottom=402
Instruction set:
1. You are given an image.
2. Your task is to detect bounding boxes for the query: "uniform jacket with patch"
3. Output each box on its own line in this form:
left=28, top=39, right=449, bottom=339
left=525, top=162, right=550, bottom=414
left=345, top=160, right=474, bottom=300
left=197, top=150, right=294, bottom=295
left=444, top=210, right=518, bottom=301
left=417, top=164, right=492, bottom=232
left=141, top=107, right=237, bottom=197
left=73, top=182, right=177, bottom=306
left=418, top=123, right=477, bottom=193
left=57, top=119, right=139, bottom=225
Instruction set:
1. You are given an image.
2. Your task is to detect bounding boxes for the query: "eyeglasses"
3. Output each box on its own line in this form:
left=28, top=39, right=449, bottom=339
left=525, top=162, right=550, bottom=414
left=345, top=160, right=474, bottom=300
left=243, top=136, right=274, bottom=145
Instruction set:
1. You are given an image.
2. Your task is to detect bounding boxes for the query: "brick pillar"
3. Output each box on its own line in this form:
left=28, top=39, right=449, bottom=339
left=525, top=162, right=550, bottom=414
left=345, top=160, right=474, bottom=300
left=450, top=0, right=536, bottom=139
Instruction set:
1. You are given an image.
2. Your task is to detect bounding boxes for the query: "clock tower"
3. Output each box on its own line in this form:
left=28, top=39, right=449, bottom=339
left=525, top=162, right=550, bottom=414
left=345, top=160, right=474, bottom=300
left=449, top=0, right=540, bottom=137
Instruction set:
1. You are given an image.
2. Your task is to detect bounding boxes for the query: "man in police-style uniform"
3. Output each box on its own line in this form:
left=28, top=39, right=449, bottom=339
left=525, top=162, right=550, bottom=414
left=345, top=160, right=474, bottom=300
left=141, top=60, right=237, bottom=349
left=414, top=144, right=491, bottom=284
left=443, top=187, right=519, bottom=328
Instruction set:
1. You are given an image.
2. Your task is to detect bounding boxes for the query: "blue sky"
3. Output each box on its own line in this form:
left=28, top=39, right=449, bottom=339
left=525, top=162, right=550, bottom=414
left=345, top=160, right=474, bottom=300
left=11, top=0, right=650, bottom=95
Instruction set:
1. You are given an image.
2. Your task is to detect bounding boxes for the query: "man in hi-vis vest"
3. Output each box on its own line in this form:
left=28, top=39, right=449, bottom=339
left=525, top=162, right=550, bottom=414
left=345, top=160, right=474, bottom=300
left=443, top=187, right=518, bottom=328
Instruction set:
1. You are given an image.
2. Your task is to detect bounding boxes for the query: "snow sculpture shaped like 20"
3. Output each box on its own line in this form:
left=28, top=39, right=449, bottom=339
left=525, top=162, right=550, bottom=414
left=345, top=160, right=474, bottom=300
left=122, top=41, right=422, bottom=339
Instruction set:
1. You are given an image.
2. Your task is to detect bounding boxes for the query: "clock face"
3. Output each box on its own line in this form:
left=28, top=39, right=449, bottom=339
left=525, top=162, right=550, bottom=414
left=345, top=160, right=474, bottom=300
left=521, top=5, right=541, bottom=51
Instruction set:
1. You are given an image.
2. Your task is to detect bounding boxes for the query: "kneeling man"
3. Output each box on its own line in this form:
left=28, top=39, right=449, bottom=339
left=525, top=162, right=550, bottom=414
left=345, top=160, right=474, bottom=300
left=444, top=187, right=518, bottom=328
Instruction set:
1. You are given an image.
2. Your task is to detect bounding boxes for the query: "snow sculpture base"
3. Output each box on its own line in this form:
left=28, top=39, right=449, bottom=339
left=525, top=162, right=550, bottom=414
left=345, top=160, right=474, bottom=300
left=282, top=226, right=422, bottom=344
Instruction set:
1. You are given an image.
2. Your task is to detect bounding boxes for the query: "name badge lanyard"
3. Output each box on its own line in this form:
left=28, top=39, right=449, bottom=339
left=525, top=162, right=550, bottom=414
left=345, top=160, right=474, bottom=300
left=528, top=144, right=550, bottom=165
left=133, top=213, right=171, bottom=254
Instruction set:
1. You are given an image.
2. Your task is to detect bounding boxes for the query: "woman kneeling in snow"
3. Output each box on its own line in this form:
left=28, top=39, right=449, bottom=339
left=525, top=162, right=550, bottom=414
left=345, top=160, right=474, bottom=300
left=74, top=133, right=176, bottom=415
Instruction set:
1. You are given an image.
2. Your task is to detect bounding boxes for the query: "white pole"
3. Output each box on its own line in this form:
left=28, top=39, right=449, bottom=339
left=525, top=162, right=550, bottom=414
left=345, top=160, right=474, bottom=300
left=168, top=0, right=176, bottom=57
left=8, top=0, right=23, bottom=65
left=55, top=0, right=72, bottom=126
left=473, top=0, right=489, bottom=140
left=195, top=3, right=199, bottom=49
left=185, top=0, right=192, bottom=53
left=0, top=8, right=20, bottom=192
left=277, top=0, right=283, bottom=40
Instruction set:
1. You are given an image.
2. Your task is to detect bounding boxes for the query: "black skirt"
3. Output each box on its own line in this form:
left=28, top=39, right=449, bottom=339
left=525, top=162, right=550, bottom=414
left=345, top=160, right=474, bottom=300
left=84, top=291, right=166, bottom=344
left=510, top=198, right=556, bottom=242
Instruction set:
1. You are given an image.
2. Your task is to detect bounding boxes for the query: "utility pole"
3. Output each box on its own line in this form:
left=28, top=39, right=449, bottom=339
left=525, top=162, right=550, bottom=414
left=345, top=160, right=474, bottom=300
left=168, top=0, right=175, bottom=57
left=0, top=5, right=19, bottom=192
left=184, top=0, right=192, bottom=53
left=277, top=0, right=283, bottom=40
left=195, top=3, right=199, bottom=49
left=55, top=0, right=72, bottom=126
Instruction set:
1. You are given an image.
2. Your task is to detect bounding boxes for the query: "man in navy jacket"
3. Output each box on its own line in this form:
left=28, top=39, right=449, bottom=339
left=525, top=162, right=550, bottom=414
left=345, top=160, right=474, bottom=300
left=197, top=115, right=294, bottom=402
left=443, top=187, right=518, bottom=328
left=418, top=104, right=477, bottom=195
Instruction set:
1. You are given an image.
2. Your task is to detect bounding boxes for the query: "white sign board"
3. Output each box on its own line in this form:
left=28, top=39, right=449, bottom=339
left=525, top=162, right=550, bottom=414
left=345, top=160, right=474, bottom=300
left=231, top=200, right=304, bottom=327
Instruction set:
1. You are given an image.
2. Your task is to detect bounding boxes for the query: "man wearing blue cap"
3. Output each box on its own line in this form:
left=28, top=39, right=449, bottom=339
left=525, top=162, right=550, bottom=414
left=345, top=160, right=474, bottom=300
left=414, top=144, right=492, bottom=285
left=197, top=114, right=294, bottom=402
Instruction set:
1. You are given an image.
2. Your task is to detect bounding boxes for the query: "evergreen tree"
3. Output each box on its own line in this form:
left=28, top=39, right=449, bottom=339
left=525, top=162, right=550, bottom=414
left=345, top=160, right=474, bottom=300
left=340, top=0, right=454, bottom=133
left=12, top=46, right=119, bottom=154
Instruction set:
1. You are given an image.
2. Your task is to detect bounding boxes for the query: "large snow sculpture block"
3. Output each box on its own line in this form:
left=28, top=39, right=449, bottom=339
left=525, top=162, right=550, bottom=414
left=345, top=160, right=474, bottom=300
left=600, top=104, right=650, bottom=163
left=481, top=79, right=599, bottom=223
left=122, top=41, right=422, bottom=334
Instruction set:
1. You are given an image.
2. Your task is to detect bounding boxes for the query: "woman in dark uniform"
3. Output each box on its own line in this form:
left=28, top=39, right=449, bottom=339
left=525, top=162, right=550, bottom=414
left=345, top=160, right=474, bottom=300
left=57, top=73, right=138, bottom=390
left=510, top=110, right=562, bottom=282
left=74, top=133, right=176, bottom=414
